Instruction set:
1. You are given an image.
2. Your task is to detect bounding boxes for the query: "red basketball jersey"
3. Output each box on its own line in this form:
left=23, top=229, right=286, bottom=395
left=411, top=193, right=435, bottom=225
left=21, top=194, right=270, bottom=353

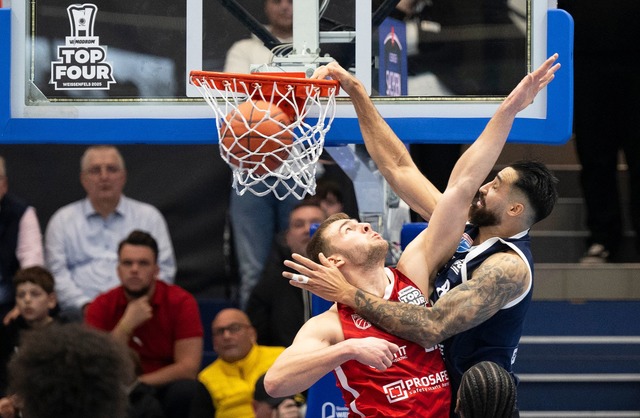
left=334, top=267, right=451, bottom=417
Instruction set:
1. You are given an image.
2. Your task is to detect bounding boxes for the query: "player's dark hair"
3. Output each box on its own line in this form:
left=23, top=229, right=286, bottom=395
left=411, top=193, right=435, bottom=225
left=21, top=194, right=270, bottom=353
left=457, top=361, right=516, bottom=418
left=509, top=159, right=558, bottom=224
left=118, top=229, right=159, bottom=262
left=306, top=212, right=349, bottom=263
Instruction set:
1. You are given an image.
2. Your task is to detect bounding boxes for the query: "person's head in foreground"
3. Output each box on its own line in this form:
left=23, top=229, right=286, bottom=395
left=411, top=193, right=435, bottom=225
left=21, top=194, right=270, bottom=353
left=253, top=373, right=304, bottom=418
left=7, top=323, right=133, bottom=418
left=455, top=361, right=516, bottom=418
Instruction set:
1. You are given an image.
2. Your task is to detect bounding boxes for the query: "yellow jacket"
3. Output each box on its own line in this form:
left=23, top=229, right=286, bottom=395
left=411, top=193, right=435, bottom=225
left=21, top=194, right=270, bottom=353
left=198, top=344, right=285, bottom=418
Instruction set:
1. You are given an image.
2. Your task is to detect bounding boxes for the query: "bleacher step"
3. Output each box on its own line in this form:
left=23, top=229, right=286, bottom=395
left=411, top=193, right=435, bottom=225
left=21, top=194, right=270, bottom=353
left=533, top=263, right=640, bottom=300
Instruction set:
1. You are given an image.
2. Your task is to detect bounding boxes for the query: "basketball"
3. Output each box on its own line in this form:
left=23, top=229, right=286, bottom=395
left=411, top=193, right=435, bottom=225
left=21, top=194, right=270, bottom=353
left=220, top=100, right=293, bottom=174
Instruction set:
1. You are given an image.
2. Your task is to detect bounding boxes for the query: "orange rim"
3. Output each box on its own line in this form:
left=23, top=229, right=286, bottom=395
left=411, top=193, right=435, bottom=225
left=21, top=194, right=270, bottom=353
left=189, top=70, right=340, bottom=98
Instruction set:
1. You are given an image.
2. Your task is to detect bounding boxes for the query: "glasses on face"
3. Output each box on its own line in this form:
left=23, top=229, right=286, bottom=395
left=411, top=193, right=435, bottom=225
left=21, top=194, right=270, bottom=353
left=84, top=164, right=122, bottom=176
left=212, top=323, right=249, bottom=337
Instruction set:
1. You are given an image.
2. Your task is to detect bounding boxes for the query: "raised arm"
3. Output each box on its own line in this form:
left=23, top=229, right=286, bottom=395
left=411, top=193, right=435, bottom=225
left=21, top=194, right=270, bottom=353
left=399, top=53, right=561, bottom=284
left=290, top=54, right=560, bottom=302
left=313, top=63, right=441, bottom=220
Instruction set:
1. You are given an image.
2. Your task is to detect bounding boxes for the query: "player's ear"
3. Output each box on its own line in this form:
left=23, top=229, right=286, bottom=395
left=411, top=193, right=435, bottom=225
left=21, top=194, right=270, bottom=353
left=508, top=202, right=525, bottom=217
left=326, top=255, right=345, bottom=267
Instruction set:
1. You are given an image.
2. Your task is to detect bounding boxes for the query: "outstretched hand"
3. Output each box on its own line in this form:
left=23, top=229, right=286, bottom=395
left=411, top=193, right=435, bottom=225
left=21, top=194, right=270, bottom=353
left=506, top=53, right=561, bottom=113
left=283, top=253, right=356, bottom=304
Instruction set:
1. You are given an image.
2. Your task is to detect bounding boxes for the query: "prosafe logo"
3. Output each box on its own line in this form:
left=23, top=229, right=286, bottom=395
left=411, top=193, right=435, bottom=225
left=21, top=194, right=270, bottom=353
left=50, top=4, right=115, bottom=90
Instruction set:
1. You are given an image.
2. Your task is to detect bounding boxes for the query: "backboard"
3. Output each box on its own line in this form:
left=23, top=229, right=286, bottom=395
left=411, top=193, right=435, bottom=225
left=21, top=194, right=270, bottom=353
left=0, top=0, right=573, bottom=145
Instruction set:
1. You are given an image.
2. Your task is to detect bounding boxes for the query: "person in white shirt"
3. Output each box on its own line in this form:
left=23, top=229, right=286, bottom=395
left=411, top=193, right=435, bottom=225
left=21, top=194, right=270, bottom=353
left=45, top=145, right=176, bottom=319
left=223, top=0, right=293, bottom=74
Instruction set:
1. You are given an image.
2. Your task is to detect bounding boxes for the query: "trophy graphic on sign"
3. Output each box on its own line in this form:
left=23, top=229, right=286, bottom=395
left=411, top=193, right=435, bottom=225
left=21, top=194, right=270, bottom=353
left=67, top=4, right=97, bottom=38
left=50, top=3, right=115, bottom=90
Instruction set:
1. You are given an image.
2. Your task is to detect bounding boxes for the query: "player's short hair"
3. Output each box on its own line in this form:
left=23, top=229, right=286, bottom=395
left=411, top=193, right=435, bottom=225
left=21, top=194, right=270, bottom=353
left=306, top=212, right=349, bottom=263
left=509, top=159, right=558, bottom=224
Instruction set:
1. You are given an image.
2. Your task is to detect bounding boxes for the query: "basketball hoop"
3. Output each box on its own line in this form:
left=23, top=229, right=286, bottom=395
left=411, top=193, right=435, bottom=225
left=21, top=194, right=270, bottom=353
left=189, top=71, right=340, bottom=200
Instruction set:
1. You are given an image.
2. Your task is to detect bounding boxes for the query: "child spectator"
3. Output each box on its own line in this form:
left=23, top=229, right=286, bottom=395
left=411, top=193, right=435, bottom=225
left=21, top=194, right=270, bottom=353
left=0, top=266, right=59, bottom=399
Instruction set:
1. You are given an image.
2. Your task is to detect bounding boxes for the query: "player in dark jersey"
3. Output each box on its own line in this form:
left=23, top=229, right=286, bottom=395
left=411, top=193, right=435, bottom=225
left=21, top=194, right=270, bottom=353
left=277, top=55, right=560, bottom=415
left=265, top=54, right=560, bottom=416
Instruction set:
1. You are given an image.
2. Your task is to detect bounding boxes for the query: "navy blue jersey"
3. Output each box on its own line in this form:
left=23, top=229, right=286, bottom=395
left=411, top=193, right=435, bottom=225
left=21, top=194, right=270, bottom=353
left=432, top=224, right=534, bottom=395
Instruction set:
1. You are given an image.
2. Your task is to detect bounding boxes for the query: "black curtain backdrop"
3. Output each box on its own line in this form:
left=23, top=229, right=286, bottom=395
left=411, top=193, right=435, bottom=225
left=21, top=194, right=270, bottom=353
left=1, top=144, right=236, bottom=299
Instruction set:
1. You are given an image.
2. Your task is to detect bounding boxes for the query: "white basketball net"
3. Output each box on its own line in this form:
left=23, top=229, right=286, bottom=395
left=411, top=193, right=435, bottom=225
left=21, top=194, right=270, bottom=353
left=191, top=74, right=338, bottom=200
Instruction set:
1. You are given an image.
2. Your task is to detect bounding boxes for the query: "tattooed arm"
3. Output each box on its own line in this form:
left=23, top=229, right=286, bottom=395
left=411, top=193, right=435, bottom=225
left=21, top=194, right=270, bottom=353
left=352, top=251, right=530, bottom=348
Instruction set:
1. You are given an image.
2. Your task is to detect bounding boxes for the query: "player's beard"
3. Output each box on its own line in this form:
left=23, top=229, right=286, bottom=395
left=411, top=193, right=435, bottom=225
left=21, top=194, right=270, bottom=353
left=344, top=240, right=389, bottom=268
left=469, top=204, right=500, bottom=227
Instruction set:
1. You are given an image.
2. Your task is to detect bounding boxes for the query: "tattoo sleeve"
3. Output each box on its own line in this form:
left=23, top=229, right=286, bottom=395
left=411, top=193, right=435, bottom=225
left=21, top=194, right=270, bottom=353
left=352, top=252, right=528, bottom=348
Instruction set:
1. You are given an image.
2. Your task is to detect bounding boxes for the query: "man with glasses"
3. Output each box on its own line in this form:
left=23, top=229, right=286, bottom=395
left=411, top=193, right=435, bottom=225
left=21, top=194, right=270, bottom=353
left=199, top=308, right=293, bottom=418
left=44, top=145, right=176, bottom=319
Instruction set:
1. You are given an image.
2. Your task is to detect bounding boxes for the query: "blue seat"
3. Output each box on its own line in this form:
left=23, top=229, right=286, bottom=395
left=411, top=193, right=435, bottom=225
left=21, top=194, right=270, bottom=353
left=400, top=222, right=428, bottom=250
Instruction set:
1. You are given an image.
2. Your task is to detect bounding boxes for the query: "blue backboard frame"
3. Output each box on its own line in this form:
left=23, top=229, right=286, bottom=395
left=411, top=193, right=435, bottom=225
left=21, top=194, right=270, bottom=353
left=0, top=7, right=573, bottom=145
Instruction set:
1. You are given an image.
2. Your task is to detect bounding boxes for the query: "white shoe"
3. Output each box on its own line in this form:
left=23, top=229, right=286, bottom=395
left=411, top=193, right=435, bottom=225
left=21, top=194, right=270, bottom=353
left=579, top=243, right=610, bottom=263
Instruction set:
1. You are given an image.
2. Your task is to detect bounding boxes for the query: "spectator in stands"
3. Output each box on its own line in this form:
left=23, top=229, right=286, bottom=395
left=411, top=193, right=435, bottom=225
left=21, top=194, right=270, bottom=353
left=198, top=308, right=285, bottom=417
left=45, top=145, right=176, bottom=319
left=224, top=0, right=297, bottom=309
left=85, top=230, right=207, bottom=418
left=0, top=266, right=59, bottom=399
left=245, top=201, right=327, bottom=347
left=2, top=323, right=133, bottom=418
left=455, top=361, right=516, bottom=418
left=0, top=155, right=44, bottom=323
left=311, top=179, right=344, bottom=217
left=223, top=0, right=293, bottom=74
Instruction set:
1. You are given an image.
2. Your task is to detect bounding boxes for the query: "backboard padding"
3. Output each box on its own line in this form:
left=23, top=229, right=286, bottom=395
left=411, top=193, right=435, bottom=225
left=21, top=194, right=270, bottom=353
left=0, top=4, right=573, bottom=145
